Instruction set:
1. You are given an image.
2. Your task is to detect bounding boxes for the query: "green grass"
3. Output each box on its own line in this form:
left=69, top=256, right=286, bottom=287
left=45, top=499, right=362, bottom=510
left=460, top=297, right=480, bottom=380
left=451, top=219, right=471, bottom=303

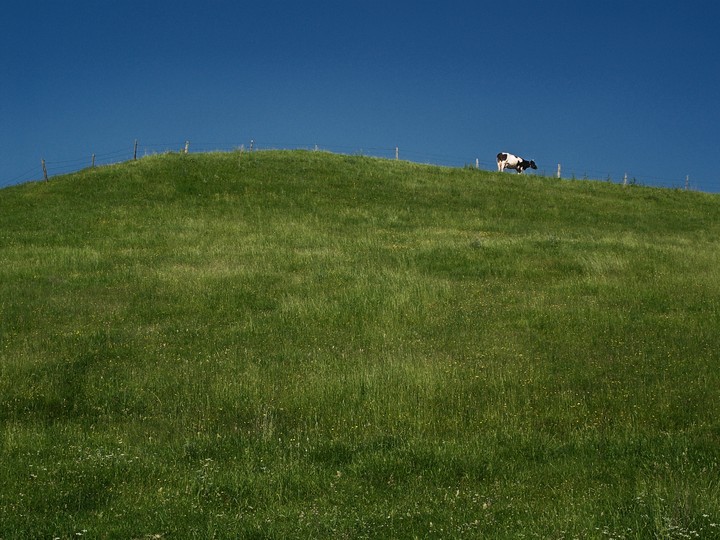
left=1, top=150, right=720, bottom=538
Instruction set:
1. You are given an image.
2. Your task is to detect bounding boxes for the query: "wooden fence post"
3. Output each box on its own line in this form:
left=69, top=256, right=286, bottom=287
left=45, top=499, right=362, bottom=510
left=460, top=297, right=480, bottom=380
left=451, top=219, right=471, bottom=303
left=133, top=139, right=138, bottom=160
left=42, top=159, right=48, bottom=181
left=623, top=173, right=628, bottom=187
left=395, top=146, right=399, bottom=160
left=557, top=163, right=561, bottom=178
left=685, top=175, right=689, bottom=190
left=91, top=154, right=96, bottom=168
left=476, top=158, right=479, bottom=169
left=184, top=141, right=190, bottom=154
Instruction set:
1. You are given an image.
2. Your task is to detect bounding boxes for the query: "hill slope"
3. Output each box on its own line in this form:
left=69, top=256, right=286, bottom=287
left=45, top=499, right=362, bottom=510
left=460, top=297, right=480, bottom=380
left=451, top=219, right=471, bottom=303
left=2, top=150, right=720, bottom=538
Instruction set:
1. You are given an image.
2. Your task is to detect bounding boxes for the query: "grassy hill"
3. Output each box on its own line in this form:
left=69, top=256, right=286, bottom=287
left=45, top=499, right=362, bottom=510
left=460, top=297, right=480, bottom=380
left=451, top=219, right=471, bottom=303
left=1, top=150, right=719, bottom=538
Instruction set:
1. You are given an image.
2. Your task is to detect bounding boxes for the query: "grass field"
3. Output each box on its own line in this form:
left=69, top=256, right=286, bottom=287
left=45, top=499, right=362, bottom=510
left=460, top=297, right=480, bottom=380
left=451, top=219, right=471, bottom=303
left=1, top=150, right=719, bottom=538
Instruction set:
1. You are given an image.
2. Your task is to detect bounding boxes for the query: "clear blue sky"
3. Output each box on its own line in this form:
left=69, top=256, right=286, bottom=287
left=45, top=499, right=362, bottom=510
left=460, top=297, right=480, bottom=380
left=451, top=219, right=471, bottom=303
left=2, top=1, right=719, bottom=190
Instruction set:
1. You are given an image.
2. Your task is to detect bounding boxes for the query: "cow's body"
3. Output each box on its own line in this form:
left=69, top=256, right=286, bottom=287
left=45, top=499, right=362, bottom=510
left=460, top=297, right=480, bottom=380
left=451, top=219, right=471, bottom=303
left=496, top=152, right=537, bottom=174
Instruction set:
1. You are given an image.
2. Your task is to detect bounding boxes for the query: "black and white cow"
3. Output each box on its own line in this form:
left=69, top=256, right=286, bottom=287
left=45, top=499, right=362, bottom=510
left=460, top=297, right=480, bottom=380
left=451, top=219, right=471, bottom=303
left=496, top=152, right=537, bottom=174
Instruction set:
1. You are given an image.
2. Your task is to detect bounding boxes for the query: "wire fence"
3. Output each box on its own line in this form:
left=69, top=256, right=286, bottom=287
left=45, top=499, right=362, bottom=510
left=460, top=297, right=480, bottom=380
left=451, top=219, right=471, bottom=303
left=3, top=139, right=717, bottom=193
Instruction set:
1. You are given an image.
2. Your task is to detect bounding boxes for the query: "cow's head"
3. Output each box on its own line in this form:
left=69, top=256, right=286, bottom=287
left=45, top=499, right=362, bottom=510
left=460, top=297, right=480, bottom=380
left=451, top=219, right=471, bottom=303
left=529, top=160, right=537, bottom=170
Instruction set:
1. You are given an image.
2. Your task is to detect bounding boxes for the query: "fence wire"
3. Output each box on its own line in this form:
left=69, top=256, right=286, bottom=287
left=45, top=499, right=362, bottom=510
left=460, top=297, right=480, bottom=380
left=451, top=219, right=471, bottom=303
left=2, top=140, right=717, bottom=193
